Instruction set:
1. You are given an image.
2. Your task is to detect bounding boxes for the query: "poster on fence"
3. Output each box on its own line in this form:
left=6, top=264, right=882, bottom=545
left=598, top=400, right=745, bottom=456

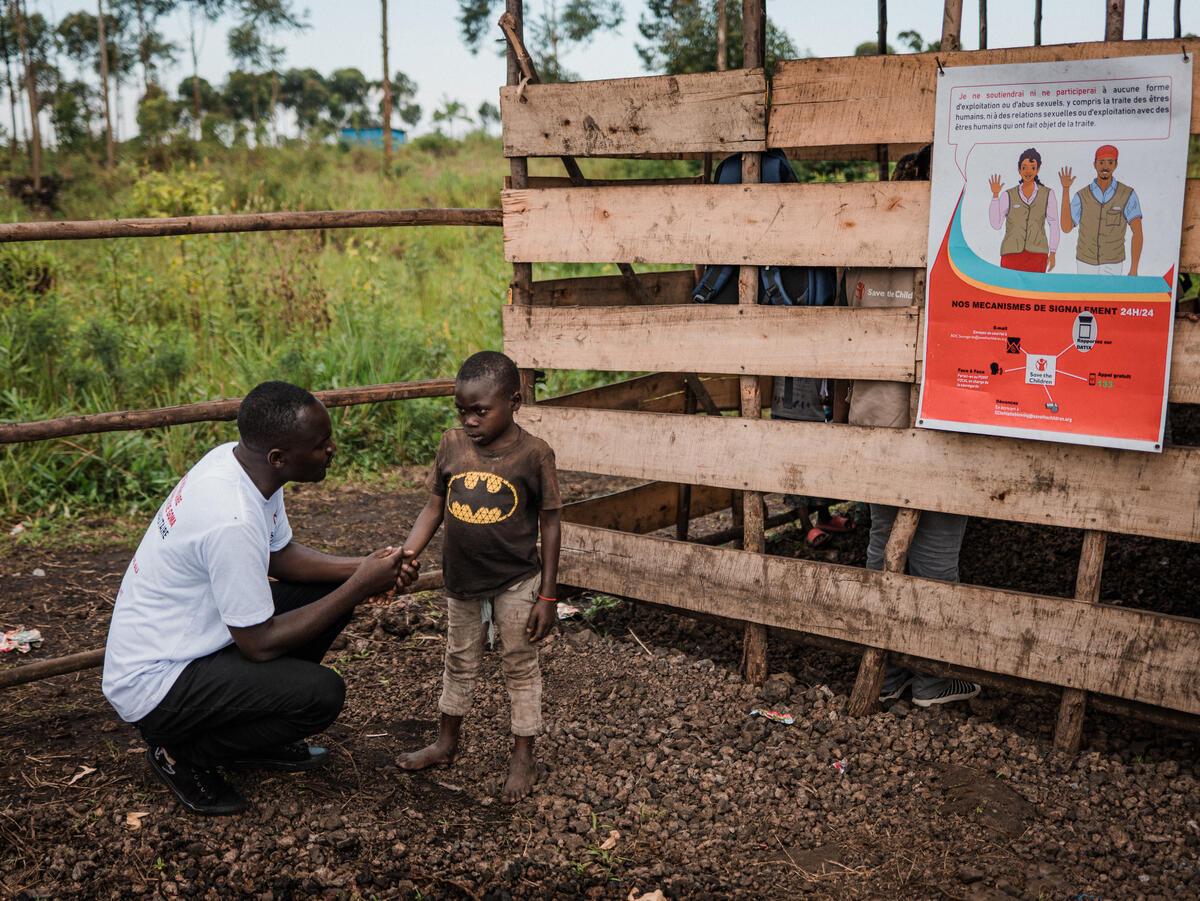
left=916, top=53, right=1193, bottom=452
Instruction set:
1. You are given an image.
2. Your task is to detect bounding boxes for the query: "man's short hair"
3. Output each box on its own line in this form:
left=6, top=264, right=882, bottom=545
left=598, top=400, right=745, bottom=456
left=237, top=381, right=320, bottom=449
left=456, top=351, right=520, bottom=396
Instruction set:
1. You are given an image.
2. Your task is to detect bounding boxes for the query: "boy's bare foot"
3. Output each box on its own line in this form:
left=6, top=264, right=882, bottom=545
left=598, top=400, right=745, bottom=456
left=398, top=714, right=462, bottom=772
left=503, top=737, right=537, bottom=802
left=397, top=740, right=457, bottom=771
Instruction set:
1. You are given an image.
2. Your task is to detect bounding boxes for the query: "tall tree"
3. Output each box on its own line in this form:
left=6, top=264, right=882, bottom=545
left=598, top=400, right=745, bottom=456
left=228, top=0, right=308, bottom=143
left=459, top=0, right=623, bottom=83
left=13, top=0, right=39, bottom=187
left=477, top=99, right=499, bottom=134
left=392, top=70, right=420, bottom=129
left=380, top=0, right=391, bottom=167
left=636, top=1, right=796, bottom=77
left=1, top=8, right=23, bottom=158
left=183, top=0, right=226, bottom=136
left=98, top=0, right=115, bottom=167
left=278, top=66, right=327, bottom=136
left=325, top=66, right=369, bottom=130
left=112, top=0, right=173, bottom=92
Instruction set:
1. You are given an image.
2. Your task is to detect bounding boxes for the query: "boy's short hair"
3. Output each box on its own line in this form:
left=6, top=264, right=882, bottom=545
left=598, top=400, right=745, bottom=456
left=457, top=351, right=520, bottom=396
left=238, top=381, right=320, bottom=449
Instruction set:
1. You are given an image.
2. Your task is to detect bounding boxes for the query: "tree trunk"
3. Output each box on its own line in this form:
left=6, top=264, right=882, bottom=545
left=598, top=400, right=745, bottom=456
left=979, top=0, right=987, bottom=49
left=136, top=0, right=149, bottom=92
left=716, top=0, right=727, bottom=71
left=1175, top=0, right=1182, bottom=39
left=1034, top=0, right=1042, bottom=45
left=381, top=0, right=392, bottom=169
left=190, top=10, right=201, bottom=138
left=14, top=0, right=38, bottom=189
left=2, top=18, right=18, bottom=161
left=98, top=0, right=114, bottom=170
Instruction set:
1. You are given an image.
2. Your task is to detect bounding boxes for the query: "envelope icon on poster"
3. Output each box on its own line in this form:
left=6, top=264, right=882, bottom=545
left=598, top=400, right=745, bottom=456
left=1006, top=336, right=1022, bottom=354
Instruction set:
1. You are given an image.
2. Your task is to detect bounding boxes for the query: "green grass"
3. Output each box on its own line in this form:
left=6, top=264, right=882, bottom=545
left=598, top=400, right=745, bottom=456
left=0, top=136, right=709, bottom=522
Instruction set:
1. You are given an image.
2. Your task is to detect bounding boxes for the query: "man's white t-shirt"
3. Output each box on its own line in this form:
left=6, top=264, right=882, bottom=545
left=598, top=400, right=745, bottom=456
left=102, top=443, right=293, bottom=722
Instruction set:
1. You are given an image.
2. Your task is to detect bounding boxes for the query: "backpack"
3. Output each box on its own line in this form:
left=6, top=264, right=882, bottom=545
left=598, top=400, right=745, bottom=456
left=691, top=149, right=837, bottom=308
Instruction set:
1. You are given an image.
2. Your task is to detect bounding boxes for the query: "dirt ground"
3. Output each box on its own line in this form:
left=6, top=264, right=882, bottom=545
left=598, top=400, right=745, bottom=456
left=2, top=472, right=1200, bottom=901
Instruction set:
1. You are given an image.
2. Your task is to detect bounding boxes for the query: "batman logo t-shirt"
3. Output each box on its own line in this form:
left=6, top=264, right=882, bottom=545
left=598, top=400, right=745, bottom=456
left=426, top=427, right=562, bottom=600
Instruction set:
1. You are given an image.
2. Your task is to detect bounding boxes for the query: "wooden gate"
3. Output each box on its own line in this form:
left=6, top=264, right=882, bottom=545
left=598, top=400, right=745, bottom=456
left=498, top=0, right=1200, bottom=752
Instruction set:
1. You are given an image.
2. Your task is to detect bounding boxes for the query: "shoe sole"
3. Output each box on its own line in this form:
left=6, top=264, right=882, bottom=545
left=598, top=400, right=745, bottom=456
left=226, top=750, right=330, bottom=772
left=879, top=677, right=913, bottom=703
left=912, top=687, right=981, bottom=707
left=146, top=748, right=246, bottom=816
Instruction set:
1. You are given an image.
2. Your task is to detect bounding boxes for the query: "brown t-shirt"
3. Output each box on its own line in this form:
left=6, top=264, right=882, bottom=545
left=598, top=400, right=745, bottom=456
left=425, top=426, right=562, bottom=601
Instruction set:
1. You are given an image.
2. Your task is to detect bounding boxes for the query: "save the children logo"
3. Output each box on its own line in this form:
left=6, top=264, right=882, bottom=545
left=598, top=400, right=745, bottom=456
left=446, top=471, right=518, bottom=525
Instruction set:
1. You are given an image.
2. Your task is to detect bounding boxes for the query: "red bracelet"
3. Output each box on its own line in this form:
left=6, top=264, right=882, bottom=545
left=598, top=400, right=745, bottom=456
left=538, top=593, right=556, bottom=602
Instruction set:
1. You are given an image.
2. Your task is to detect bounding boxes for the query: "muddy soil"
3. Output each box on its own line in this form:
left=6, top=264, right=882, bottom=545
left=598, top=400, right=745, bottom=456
left=2, top=473, right=1199, bottom=901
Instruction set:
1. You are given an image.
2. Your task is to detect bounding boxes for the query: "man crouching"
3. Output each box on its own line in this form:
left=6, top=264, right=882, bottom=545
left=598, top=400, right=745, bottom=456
left=102, top=381, right=416, bottom=815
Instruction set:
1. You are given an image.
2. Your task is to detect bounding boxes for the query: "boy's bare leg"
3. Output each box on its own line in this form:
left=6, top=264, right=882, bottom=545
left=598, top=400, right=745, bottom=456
left=398, top=713, right=461, bottom=771
left=504, top=734, right=537, bottom=802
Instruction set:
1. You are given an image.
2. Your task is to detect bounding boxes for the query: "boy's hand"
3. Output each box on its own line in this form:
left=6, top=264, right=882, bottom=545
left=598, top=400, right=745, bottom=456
left=398, top=547, right=421, bottom=589
left=525, top=596, right=557, bottom=643
left=352, top=546, right=405, bottom=598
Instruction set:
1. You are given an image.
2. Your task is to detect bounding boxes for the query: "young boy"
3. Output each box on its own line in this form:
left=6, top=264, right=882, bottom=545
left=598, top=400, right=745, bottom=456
left=398, top=350, right=561, bottom=802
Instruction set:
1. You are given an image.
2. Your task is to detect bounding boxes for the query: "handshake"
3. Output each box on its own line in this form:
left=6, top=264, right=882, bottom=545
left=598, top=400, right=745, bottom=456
left=354, top=545, right=424, bottom=599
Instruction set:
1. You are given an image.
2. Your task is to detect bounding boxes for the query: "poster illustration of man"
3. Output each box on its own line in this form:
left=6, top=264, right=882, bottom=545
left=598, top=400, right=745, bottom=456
left=1058, top=144, right=1144, bottom=276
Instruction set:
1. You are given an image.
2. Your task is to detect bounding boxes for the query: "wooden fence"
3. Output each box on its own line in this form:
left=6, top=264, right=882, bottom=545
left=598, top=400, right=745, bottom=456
left=498, top=1, right=1200, bottom=752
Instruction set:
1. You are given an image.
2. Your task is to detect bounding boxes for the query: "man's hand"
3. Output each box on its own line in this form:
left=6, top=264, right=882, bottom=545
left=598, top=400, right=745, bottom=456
left=349, top=546, right=406, bottom=598
left=1059, top=166, right=1074, bottom=189
left=525, top=597, right=557, bottom=643
left=398, top=547, right=422, bottom=590
left=988, top=174, right=1004, bottom=198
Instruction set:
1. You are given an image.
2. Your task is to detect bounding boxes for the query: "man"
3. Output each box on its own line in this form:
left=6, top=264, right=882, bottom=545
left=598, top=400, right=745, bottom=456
left=103, top=381, right=416, bottom=816
left=1059, top=144, right=1143, bottom=276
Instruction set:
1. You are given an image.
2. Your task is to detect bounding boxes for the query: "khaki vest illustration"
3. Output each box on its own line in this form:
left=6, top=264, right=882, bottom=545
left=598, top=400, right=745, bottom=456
left=1000, top=185, right=1050, bottom=256
left=1076, top=182, right=1133, bottom=266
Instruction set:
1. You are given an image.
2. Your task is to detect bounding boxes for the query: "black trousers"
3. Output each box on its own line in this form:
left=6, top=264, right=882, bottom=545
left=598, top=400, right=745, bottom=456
left=136, top=581, right=351, bottom=767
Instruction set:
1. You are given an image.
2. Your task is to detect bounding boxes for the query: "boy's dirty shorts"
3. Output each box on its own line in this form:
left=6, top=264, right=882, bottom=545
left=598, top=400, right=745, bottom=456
left=439, top=572, right=543, bottom=736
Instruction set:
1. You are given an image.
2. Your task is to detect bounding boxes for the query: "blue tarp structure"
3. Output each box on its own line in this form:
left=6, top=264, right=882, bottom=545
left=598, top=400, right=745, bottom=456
left=339, top=127, right=406, bottom=147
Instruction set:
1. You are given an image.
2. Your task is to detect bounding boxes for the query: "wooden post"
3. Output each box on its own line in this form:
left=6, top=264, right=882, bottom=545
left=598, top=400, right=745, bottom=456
left=1105, top=0, right=1125, bottom=41
left=847, top=507, right=921, bottom=716
left=1053, top=530, right=1108, bottom=754
left=1141, top=0, right=1149, bottom=40
left=1034, top=0, right=1042, bottom=45
left=876, top=1, right=888, bottom=182
left=504, top=1, right=535, bottom=402
left=978, top=0, right=987, bottom=49
left=941, top=0, right=964, bottom=52
left=739, top=0, right=768, bottom=686
left=676, top=380, right=697, bottom=540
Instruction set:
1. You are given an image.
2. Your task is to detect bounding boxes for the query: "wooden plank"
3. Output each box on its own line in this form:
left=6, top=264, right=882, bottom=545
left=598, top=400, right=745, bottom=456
left=540, top=372, right=688, bottom=411
left=504, top=304, right=918, bottom=380
left=501, top=69, right=767, bottom=158
left=505, top=176, right=703, bottom=188
left=517, top=406, right=1200, bottom=543
left=531, top=270, right=694, bottom=307
left=505, top=181, right=1200, bottom=272
left=502, top=182, right=928, bottom=267
left=558, top=523, right=1200, bottom=715
left=769, top=40, right=1200, bottom=151
left=639, top=375, right=764, bottom=413
left=562, top=481, right=731, bottom=533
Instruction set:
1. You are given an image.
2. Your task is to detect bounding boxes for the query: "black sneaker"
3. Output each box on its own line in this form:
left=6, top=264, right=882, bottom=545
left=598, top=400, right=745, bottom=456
left=146, top=746, right=245, bottom=816
left=912, top=679, right=981, bottom=708
left=228, top=741, right=329, bottom=772
left=879, top=672, right=913, bottom=703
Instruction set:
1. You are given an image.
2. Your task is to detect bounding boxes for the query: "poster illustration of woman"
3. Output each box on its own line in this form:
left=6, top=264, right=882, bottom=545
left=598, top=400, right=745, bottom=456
left=987, top=147, right=1060, bottom=272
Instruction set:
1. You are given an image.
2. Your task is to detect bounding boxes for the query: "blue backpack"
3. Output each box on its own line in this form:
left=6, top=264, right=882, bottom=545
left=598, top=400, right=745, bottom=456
left=691, top=149, right=836, bottom=308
